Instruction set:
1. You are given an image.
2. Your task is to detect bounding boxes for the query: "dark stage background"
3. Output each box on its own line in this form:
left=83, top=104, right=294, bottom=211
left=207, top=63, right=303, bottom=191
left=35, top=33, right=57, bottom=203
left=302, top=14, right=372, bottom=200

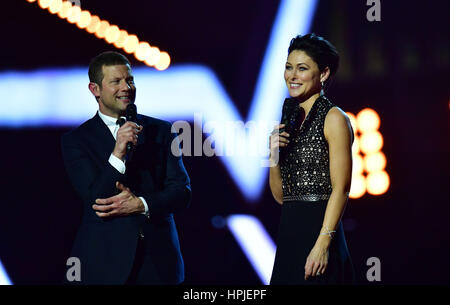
left=1, top=0, right=449, bottom=285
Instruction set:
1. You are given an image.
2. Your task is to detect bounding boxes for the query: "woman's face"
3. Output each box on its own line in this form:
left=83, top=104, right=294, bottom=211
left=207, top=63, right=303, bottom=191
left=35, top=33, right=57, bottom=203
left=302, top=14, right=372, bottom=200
left=284, top=50, right=323, bottom=99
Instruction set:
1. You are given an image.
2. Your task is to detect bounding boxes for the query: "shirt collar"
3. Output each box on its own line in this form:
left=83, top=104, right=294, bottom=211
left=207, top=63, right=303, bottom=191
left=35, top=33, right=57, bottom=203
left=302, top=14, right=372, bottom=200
left=97, top=110, right=125, bottom=126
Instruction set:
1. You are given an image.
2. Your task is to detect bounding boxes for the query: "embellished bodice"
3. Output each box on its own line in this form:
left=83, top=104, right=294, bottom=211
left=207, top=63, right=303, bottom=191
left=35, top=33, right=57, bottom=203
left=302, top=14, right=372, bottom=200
left=280, top=96, right=335, bottom=202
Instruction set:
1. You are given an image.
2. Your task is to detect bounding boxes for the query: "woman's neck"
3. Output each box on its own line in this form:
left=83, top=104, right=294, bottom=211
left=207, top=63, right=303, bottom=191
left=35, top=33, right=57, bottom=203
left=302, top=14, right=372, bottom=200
left=296, top=92, right=321, bottom=117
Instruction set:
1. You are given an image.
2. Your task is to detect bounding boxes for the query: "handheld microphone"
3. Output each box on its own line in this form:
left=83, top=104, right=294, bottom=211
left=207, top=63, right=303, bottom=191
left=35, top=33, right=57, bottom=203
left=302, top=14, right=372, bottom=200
left=279, top=98, right=298, bottom=135
left=126, top=103, right=137, bottom=153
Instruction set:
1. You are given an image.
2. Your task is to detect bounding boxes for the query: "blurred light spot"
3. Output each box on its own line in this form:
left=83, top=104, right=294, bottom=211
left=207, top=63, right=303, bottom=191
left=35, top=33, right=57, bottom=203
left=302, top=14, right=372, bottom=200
left=135, top=42, right=152, bottom=61
left=67, top=4, right=81, bottom=24
left=357, top=108, right=380, bottom=133
left=360, top=131, right=383, bottom=154
left=38, top=0, right=51, bottom=9
left=76, top=10, right=91, bottom=29
left=57, top=1, right=72, bottom=19
left=364, top=151, right=386, bottom=173
left=94, top=20, right=110, bottom=39
left=352, top=136, right=360, bottom=155
left=352, top=153, right=364, bottom=175
left=113, top=30, right=128, bottom=48
left=123, top=34, right=139, bottom=54
left=105, top=25, right=120, bottom=43
left=155, top=52, right=171, bottom=71
left=366, top=171, right=390, bottom=195
left=350, top=174, right=366, bottom=199
left=86, top=15, right=100, bottom=34
left=144, top=47, right=161, bottom=67
left=48, top=0, right=62, bottom=14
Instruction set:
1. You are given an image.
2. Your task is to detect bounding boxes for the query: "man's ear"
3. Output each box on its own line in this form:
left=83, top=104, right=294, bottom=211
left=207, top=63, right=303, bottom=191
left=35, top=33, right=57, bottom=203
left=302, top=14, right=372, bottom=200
left=320, top=67, right=331, bottom=83
left=88, top=82, right=100, bottom=100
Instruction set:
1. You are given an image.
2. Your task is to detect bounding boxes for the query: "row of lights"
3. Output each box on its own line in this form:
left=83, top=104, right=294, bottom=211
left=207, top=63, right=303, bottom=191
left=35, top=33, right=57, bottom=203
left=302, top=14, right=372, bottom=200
left=26, top=0, right=171, bottom=70
left=346, top=108, right=390, bottom=198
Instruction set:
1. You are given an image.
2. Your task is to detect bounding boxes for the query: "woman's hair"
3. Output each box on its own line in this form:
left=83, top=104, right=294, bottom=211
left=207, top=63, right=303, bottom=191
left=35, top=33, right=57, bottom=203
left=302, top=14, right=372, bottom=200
left=288, top=33, right=339, bottom=86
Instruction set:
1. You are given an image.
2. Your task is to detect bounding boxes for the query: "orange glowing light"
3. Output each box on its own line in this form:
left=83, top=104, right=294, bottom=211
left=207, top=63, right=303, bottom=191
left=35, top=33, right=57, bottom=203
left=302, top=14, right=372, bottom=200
left=86, top=15, right=100, bottom=34
left=352, top=153, right=364, bottom=176
left=135, top=42, right=152, bottom=61
left=76, top=10, right=91, bottom=29
left=360, top=131, right=383, bottom=154
left=113, top=30, right=128, bottom=48
left=123, top=34, right=139, bottom=54
left=67, top=4, right=81, bottom=24
left=95, top=20, right=110, bottom=39
left=364, top=151, right=386, bottom=173
left=105, top=25, right=120, bottom=44
left=26, top=0, right=170, bottom=69
left=366, top=171, right=390, bottom=195
left=38, top=0, right=51, bottom=9
left=352, top=136, right=360, bottom=155
left=155, top=52, right=171, bottom=70
left=349, top=174, right=366, bottom=199
left=357, top=108, right=380, bottom=133
left=144, top=47, right=161, bottom=66
left=48, top=0, right=62, bottom=14
left=57, top=1, right=72, bottom=19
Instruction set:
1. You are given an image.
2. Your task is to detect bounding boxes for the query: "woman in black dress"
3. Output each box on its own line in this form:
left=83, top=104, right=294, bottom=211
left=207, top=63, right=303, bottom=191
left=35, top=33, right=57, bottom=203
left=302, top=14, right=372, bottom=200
left=269, top=33, right=356, bottom=284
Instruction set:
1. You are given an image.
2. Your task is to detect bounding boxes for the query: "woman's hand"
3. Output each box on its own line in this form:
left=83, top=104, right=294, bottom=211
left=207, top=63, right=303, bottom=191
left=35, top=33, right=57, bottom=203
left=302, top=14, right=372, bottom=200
left=269, top=124, right=290, bottom=164
left=304, top=241, right=330, bottom=280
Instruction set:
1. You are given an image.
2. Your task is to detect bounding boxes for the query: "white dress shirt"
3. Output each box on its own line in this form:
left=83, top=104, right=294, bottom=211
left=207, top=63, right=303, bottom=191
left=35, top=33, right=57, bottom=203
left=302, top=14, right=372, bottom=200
left=97, top=110, right=149, bottom=216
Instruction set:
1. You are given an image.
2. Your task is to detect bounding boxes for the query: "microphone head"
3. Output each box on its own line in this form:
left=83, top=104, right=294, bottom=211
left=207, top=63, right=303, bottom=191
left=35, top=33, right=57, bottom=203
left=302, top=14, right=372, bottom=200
left=126, top=103, right=137, bottom=122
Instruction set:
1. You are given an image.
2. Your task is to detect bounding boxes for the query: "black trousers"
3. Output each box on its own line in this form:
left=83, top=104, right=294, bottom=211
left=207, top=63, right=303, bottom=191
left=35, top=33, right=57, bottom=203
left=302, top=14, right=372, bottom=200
left=125, top=235, right=162, bottom=285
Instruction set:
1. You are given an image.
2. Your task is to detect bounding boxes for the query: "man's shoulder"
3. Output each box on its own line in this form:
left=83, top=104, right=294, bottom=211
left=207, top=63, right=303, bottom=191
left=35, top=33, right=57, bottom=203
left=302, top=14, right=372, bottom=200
left=62, top=115, right=98, bottom=142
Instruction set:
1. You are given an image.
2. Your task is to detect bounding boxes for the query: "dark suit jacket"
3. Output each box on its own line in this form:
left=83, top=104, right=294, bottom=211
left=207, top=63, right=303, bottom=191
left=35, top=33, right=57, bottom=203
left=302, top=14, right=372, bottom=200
left=61, top=113, right=191, bottom=284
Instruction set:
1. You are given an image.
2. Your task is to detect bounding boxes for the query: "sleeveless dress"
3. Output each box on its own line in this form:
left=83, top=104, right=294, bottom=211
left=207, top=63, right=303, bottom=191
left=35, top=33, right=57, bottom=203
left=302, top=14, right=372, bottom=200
left=270, top=95, right=356, bottom=285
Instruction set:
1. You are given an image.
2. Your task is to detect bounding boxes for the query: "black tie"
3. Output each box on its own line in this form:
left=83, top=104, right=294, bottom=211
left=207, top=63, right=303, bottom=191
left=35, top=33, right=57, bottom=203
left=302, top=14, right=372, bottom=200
left=116, top=117, right=126, bottom=127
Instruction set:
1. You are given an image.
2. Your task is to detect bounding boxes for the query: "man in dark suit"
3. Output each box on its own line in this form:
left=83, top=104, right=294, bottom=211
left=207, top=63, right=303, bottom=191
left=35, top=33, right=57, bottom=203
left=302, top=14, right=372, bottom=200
left=61, top=51, right=191, bottom=284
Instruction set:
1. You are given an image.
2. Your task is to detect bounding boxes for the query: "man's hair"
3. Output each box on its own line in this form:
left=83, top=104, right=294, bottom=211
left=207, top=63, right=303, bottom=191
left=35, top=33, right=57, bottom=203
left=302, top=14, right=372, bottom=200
left=88, top=51, right=131, bottom=86
left=288, top=33, right=339, bottom=86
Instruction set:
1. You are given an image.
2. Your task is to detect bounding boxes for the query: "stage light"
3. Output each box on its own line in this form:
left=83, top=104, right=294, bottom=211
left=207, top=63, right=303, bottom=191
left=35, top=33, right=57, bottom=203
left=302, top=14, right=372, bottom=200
left=227, top=215, right=276, bottom=284
left=352, top=136, right=360, bottom=155
left=76, top=10, right=91, bottom=29
left=349, top=174, right=366, bottom=199
left=352, top=153, right=364, bottom=176
left=57, top=1, right=72, bottom=19
left=105, top=25, right=120, bottom=44
left=135, top=42, right=152, bottom=61
left=113, top=30, right=128, bottom=48
left=144, top=47, right=161, bottom=67
left=360, top=130, right=383, bottom=154
left=364, top=151, right=386, bottom=173
left=123, top=34, right=139, bottom=54
left=94, top=20, right=110, bottom=39
left=366, top=170, right=390, bottom=195
left=48, top=0, right=62, bottom=14
left=155, top=52, right=171, bottom=71
left=26, top=0, right=170, bottom=69
left=67, top=4, right=81, bottom=24
left=357, top=108, right=380, bottom=133
left=86, top=15, right=100, bottom=34
left=38, top=0, right=51, bottom=9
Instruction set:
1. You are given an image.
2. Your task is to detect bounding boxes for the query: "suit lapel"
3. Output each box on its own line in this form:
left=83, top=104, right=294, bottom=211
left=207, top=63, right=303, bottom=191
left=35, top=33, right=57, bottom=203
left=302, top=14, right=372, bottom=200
left=86, top=113, right=117, bottom=161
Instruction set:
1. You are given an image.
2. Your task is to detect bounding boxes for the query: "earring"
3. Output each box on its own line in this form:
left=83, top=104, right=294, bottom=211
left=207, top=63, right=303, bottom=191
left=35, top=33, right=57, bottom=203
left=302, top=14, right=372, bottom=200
left=320, top=81, right=325, bottom=96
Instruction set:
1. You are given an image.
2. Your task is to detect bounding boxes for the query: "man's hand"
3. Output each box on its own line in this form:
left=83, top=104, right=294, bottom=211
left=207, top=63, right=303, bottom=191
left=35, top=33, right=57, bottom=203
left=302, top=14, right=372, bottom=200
left=112, top=121, right=143, bottom=160
left=93, top=182, right=145, bottom=218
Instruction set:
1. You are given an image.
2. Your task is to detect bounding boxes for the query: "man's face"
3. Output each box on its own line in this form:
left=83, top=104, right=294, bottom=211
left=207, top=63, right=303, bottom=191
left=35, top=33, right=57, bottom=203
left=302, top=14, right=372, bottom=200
left=93, top=64, right=136, bottom=118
